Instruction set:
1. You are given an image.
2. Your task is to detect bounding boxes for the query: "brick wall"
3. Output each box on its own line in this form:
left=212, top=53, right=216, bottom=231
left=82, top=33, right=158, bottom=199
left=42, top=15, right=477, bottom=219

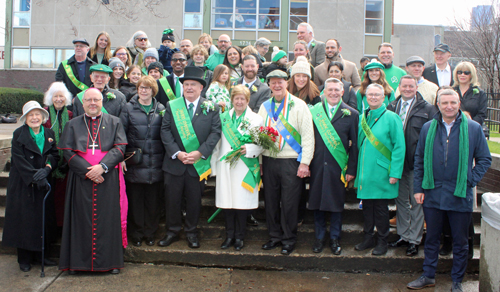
left=0, top=70, right=56, bottom=92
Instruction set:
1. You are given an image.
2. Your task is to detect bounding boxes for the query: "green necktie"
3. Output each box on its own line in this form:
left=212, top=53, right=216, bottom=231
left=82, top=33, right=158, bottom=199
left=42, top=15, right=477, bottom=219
left=330, top=106, right=335, bottom=120
left=188, top=103, right=194, bottom=120
left=400, top=101, right=408, bottom=124
left=245, top=84, right=249, bottom=88
left=175, top=77, right=181, bottom=98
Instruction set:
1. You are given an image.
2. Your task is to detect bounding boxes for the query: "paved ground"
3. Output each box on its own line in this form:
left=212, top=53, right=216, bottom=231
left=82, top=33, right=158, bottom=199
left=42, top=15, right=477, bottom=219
left=0, top=254, right=480, bottom=292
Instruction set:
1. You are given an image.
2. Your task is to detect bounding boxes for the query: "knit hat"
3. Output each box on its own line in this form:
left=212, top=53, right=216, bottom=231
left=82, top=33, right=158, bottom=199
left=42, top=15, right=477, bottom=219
left=108, top=57, right=125, bottom=70
left=143, top=48, right=159, bottom=61
left=162, top=28, right=175, bottom=43
left=271, top=46, right=287, bottom=63
left=147, top=62, right=164, bottom=76
left=290, top=56, right=311, bottom=79
left=363, top=59, right=385, bottom=71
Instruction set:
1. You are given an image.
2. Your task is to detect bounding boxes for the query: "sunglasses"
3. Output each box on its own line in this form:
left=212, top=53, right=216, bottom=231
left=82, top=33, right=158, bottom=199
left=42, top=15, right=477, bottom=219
left=457, top=70, right=471, bottom=75
left=171, top=58, right=187, bottom=63
left=136, top=38, right=148, bottom=42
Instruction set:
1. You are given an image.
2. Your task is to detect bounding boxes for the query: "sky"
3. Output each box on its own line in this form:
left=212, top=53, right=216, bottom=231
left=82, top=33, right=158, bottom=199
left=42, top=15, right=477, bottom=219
left=394, top=0, right=493, bottom=26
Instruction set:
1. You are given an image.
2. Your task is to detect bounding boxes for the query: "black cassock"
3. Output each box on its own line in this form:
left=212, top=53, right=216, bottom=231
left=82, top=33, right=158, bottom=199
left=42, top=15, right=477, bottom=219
left=58, top=113, right=127, bottom=271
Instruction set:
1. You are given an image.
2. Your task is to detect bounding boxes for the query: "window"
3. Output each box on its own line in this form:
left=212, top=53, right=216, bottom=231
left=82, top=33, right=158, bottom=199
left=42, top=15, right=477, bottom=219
left=212, top=0, right=280, bottom=30
left=31, top=49, right=54, bottom=69
left=184, top=0, right=203, bottom=28
left=365, top=0, right=383, bottom=35
left=289, top=0, right=308, bottom=31
left=12, top=48, right=29, bottom=68
left=13, top=0, right=31, bottom=27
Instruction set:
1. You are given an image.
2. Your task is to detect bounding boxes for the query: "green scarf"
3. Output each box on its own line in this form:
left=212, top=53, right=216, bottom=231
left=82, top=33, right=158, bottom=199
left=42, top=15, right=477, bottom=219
left=232, top=109, right=246, bottom=126
left=422, top=112, right=469, bottom=198
left=29, top=126, right=45, bottom=154
left=49, top=105, right=69, bottom=179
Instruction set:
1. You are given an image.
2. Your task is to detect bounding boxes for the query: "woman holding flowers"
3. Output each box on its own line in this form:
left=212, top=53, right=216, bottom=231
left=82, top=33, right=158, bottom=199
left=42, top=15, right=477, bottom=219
left=211, top=85, right=265, bottom=251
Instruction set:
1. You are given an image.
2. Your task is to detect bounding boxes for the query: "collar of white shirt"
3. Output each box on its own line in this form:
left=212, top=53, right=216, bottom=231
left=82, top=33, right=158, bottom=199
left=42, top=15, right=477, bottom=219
left=436, top=63, right=451, bottom=73
left=243, top=78, right=257, bottom=88
left=185, top=96, right=201, bottom=111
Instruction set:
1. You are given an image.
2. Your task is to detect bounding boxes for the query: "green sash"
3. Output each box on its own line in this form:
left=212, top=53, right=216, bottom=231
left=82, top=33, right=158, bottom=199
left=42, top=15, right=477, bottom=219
left=62, top=60, right=89, bottom=92
left=220, top=111, right=261, bottom=192
left=310, top=102, right=349, bottom=185
left=360, top=113, right=392, bottom=171
left=159, top=77, right=177, bottom=101
left=170, top=98, right=211, bottom=181
left=77, top=91, right=109, bottom=114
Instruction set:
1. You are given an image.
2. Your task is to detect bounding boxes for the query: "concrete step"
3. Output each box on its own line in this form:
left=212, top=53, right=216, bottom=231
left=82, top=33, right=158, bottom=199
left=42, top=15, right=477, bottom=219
left=0, top=172, right=8, bottom=188
left=0, top=187, right=5, bottom=206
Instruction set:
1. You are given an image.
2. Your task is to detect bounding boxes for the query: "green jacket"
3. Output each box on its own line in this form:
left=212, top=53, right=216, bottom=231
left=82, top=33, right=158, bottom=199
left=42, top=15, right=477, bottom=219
left=383, top=65, right=407, bottom=91
left=356, top=89, right=395, bottom=114
left=355, top=104, right=405, bottom=199
left=205, top=52, right=225, bottom=71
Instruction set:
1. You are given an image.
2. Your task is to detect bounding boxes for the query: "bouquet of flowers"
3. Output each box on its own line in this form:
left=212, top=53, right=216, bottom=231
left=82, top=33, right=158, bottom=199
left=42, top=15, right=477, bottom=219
left=222, top=126, right=280, bottom=167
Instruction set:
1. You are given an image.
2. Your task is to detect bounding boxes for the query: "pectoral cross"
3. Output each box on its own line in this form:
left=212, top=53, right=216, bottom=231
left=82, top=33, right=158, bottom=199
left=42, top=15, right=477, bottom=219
left=89, top=142, right=98, bottom=155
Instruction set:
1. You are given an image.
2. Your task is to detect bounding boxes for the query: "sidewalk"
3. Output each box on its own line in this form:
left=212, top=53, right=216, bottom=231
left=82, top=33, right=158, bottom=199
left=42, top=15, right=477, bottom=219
left=0, top=254, right=479, bottom=292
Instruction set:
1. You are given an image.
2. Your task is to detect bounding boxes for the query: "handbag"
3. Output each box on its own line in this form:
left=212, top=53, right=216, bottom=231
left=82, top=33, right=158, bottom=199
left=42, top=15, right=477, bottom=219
left=123, top=101, right=159, bottom=166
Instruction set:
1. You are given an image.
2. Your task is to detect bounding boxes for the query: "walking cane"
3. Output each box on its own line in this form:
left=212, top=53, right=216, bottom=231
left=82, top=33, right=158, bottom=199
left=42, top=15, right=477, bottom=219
left=41, top=183, right=52, bottom=278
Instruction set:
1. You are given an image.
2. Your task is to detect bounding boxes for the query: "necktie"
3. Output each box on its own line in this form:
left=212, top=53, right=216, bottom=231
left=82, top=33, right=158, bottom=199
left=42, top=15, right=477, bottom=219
left=400, top=101, right=408, bottom=124
left=188, top=103, right=194, bottom=120
left=245, top=84, right=249, bottom=88
left=175, top=77, right=181, bottom=98
left=330, top=106, right=335, bottom=120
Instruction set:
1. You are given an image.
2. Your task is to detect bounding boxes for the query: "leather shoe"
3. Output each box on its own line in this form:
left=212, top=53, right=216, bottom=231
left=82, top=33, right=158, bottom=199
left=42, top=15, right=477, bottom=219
left=388, top=237, right=409, bottom=248
left=355, top=236, right=376, bottom=251
left=407, top=275, right=435, bottom=289
left=330, top=238, right=342, bottom=255
left=389, top=216, right=397, bottom=227
left=246, top=215, right=259, bottom=226
left=406, top=244, right=419, bottom=256
left=234, top=239, right=244, bottom=251
left=451, top=282, right=463, bottom=292
left=131, top=237, right=142, bottom=247
left=220, top=238, right=235, bottom=249
left=157, top=235, right=179, bottom=247
left=187, top=236, right=200, bottom=248
left=372, top=242, right=387, bottom=256
left=312, top=238, right=326, bottom=253
left=109, top=269, right=120, bottom=274
left=145, top=237, right=155, bottom=246
left=281, top=244, right=295, bottom=256
left=19, top=264, right=31, bottom=272
left=262, top=240, right=281, bottom=250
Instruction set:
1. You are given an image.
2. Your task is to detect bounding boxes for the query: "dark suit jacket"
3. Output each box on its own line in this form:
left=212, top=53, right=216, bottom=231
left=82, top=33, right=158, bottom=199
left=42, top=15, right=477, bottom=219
left=55, top=55, right=96, bottom=97
left=308, top=101, right=359, bottom=212
left=161, top=97, right=221, bottom=177
left=234, top=77, right=271, bottom=113
left=423, top=63, right=455, bottom=87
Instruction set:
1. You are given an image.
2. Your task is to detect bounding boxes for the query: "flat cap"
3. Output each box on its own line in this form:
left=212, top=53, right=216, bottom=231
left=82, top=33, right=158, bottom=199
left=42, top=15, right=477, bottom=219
left=266, top=69, right=288, bottom=81
left=364, top=59, right=384, bottom=71
left=406, top=56, right=425, bottom=66
left=433, top=43, right=451, bottom=53
left=73, top=38, right=90, bottom=46
left=89, top=64, right=113, bottom=74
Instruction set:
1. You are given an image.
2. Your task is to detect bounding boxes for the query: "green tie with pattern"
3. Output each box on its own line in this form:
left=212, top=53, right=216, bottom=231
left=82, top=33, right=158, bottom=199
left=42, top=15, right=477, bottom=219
left=330, top=106, right=335, bottom=120
left=175, top=77, right=181, bottom=98
left=400, top=101, right=408, bottom=124
left=188, top=103, right=194, bottom=120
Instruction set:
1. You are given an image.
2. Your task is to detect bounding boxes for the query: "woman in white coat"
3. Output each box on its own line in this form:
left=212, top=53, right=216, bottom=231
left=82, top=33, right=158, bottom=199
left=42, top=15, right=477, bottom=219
left=212, top=85, right=264, bottom=251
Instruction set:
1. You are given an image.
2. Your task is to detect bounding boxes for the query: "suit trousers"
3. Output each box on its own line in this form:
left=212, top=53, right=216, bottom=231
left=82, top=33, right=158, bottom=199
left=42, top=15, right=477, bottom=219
left=442, top=213, right=475, bottom=240
left=17, top=248, right=42, bottom=265
left=126, top=182, right=162, bottom=239
left=313, top=210, right=342, bottom=240
left=423, top=207, right=471, bottom=283
left=224, top=209, right=251, bottom=239
left=362, top=199, right=390, bottom=241
left=262, top=157, right=303, bottom=246
left=395, top=169, right=424, bottom=244
left=164, top=171, right=205, bottom=237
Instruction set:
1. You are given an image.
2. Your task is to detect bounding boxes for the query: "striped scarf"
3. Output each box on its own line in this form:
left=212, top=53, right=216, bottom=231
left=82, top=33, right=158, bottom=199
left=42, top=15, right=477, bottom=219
left=49, top=105, right=69, bottom=179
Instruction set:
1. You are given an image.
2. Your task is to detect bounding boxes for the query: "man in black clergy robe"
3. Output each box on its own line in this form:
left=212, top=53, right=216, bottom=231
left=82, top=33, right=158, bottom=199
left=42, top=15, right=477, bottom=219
left=58, top=88, right=127, bottom=274
left=308, top=78, right=358, bottom=255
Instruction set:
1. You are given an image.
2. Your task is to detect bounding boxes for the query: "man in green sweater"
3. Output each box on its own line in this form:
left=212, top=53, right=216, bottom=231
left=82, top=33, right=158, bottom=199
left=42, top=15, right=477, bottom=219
left=378, top=43, right=406, bottom=91
left=205, top=34, right=231, bottom=71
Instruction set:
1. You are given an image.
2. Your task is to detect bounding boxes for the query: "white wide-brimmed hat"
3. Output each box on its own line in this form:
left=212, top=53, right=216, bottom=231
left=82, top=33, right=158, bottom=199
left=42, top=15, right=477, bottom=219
left=19, top=100, right=49, bottom=124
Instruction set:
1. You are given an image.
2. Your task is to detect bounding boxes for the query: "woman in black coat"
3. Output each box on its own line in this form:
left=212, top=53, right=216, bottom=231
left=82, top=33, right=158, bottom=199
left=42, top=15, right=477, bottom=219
left=2, top=101, right=59, bottom=272
left=453, top=61, right=488, bottom=125
left=120, top=76, right=165, bottom=247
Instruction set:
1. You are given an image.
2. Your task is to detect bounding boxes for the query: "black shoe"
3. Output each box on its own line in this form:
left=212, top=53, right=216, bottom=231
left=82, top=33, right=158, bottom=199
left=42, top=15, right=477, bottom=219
left=388, top=237, right=409, bottom=248
left=262, top=240, right=281, bottom=250
left=468, top=238, right=474, bottom=260
left=109, top=269, right=120, bottom=274
left=355, top=235, right=376, bottom=251
left=157, top=235, right=179, bottom=247
left=297, top=219, right=304, bottom=226
left=220, top=238, right=235, bottom=249
left=247, top=215, right=259, bottom=226
left=131, top=237, right=142, bottom=247
left=281, top=244, right=295, bottom=255
left=439, top=236, right=452, bottom=256
left=234, top=239, right=244, bottom=251
left=372, top=241, right=388, bottom=256
left=312, top=238, right=326, bottom=253
left=330, top=239, right=342, bottom=255
left=33, top=258, right=57, bottom=266
left=187, top=236, right=200, bottom=248
left=145, top=237, right=155, bottom=246
left=19, top=264, right=31, bottom=272
left=68, top=270, right=77, bottom=275
left=406, top=244, right=419, bottom=256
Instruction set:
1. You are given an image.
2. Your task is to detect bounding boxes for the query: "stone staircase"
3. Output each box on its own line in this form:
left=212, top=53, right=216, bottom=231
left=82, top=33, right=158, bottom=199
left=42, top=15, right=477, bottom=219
left=0, top=171, right=483, bottom=273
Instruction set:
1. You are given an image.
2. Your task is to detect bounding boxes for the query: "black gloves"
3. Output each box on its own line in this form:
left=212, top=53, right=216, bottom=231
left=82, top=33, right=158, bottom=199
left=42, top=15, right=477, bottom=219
left=33, top=166, right=51, bottom=182
left=36, top=178, right=49, bottom=191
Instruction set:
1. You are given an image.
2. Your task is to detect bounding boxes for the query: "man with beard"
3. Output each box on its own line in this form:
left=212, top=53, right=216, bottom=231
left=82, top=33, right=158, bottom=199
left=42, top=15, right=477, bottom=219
left=72, top=64, right=126, bottom=117
left=56, top=38, right=96, bottom=96
left=313, top=39, right=361, bottom=90
left=205, top=34, right=231, bottom=71
left=180, top=39, right=194, bottom=66
left=232, top=55, right=271, bottom=113
left=296, top=22, right=325, bottom=67
left=378, top=43, right=406, bottom=91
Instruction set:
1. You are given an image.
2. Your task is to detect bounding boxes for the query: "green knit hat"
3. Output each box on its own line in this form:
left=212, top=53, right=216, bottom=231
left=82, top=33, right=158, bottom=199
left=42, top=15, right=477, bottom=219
left=272, top=49, right=287, bottom=63
left=363, top=59, right=384, bottom=71
left=89, top=64, right=113, bottom=74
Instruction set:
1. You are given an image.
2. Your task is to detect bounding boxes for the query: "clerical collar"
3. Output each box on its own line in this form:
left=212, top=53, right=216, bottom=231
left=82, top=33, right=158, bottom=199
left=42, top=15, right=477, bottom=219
left=85, top=113, right=102, bottom=120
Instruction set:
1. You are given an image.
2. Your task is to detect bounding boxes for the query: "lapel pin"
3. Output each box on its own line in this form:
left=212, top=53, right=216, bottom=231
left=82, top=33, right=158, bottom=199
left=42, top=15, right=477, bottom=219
left=48, top=138, right=54, bottom=143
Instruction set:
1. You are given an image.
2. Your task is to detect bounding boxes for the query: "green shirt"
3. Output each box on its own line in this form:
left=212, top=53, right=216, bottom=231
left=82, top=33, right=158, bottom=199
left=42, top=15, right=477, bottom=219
left=205, top=52, right=225, bottom=71
left=383, top=65, right=407, bottom=91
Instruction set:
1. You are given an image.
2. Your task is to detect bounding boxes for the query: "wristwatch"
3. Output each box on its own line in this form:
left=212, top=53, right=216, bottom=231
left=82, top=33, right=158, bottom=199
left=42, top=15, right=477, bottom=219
left=100, top=162, right=109, bottom=174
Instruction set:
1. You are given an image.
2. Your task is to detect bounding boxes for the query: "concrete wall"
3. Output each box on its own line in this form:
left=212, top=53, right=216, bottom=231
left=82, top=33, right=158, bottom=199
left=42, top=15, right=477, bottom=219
left=391, top=24, right=436, bottom=68
left=480, top=218, right=500, bottom=292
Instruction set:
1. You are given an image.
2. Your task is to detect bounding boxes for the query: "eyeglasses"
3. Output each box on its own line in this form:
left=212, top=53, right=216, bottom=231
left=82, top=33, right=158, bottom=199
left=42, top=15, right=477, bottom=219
left=218, top=40, right=230, bottom=44
left=116, top=53, right=127, bottom=56
left=139, top=86, right=152, bottom=91
left=457, top=70, right=471, bottom=75
left=83, top=98, right=102, bottom=103
left=171, top=58, right=187, bottom=63
left=366, top=93, right=383, bottom=97
left=136, top=38, right=148, bottom=42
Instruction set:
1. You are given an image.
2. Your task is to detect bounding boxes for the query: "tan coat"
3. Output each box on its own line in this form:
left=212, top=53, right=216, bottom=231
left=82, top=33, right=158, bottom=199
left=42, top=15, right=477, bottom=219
left=314, top=55, right=361, bottom=91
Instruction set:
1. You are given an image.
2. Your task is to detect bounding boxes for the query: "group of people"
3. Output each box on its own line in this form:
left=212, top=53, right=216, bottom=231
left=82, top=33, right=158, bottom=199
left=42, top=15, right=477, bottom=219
left=2, top=22, right=492, bottom=292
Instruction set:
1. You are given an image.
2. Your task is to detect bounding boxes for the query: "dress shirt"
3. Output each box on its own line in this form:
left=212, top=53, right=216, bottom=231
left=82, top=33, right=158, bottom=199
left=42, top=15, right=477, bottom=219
left=174, top=73, right=185, bottom=97
left=436, top=64, right=452, bottom=87
left=171, top=96, right=201, bottom=159
left=442, top=118, right=456, bottom=136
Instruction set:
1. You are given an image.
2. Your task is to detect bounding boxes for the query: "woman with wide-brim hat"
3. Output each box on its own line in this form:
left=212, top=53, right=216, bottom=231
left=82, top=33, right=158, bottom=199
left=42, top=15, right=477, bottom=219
left=2, top=101, right=59, bottom=272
